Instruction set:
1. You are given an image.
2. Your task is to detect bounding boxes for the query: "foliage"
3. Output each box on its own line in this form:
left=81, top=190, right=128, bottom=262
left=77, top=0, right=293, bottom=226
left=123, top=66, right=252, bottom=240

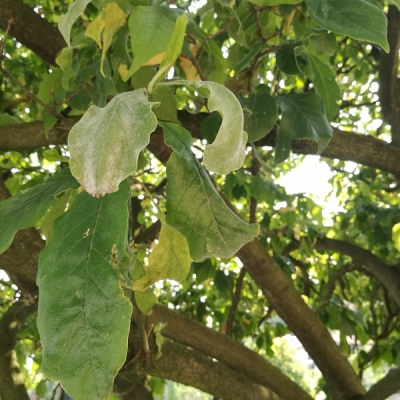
left=1, top=1, right=400, bottom=400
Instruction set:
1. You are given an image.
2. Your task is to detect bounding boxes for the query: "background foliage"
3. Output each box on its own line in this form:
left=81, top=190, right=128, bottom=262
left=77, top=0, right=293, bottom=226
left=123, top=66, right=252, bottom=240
left=1, top=0, right=400, bottom=400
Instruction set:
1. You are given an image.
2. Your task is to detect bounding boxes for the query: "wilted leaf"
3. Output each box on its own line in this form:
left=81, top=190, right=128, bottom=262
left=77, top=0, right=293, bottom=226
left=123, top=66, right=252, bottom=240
left=277, top=93, right=333, bottom=153
left=186, top=81, right=247, bottom=174
left=133, top=215, right=191, bottom=291
left=59, top=0, right=93, bottom=46
left=0, top=169, right=79, bottom=254
left=37, top=180, right=132, bottom=400
left=68, top=89, right=158, bottom=197
left=85, top=3, right=127, bottom=76
left=306, top=0, right=389, bottom=52
left=162, top=122, right=259, bottom=261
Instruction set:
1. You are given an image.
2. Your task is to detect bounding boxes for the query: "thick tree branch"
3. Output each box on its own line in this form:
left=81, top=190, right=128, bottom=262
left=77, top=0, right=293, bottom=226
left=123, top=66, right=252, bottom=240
left=378, top=6, right=400, bottom=146
left=315, top=238, right=400, bottom=309
left=362, top=367, right=400, bottom=400
left=0, top=0, right=66, bottom=65
left=146, top=340, right=281, bottom=400
left=0, top=299, right=37, bottom=400
left=238, top=240, right=366, bottom=400
left=149, top=304, right=312, bottom=400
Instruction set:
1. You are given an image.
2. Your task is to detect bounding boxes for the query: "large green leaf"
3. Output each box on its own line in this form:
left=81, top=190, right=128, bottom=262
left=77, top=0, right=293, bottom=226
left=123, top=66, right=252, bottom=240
left=306, top=0, right=389, bottom=52
left=162, top=122, right=259, bottom=262
left=58, top=0, right=93, bottom=46
left=276, top=42, right=303, bottom=75
left=277, top=93, right=333, bottom=153
left=37, top=180, right=132, bottom=400
left=127, top=6, right=176, bottom=79
left=307, top=53, right=340, bottom=120
left=182, top=81, right=247, bottom=174
left=239, top=92, right=278, bottom=142
left=0, top=169, right=79, bottom=254
left=133, top=214, right=191, bottom=291
left=68, top=89, right=158, bottom=197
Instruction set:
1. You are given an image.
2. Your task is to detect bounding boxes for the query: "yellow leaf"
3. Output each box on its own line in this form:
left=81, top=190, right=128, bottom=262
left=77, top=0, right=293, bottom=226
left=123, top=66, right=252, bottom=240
left=144, top=52, right=166, bottom=66
left=118, top=63, right=129, bottom=80
left=392, top=223, right=400, bottom=252
left=85, top=3, right=127, bottom=76
left=179, top=56, right=200, bottom=81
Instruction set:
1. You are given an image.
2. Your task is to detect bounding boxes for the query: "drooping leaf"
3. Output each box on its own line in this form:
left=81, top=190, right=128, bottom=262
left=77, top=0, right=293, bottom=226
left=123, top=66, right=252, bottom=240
left=127, top=6, right=176, bottom=79
left=239, top=92, right=278, bottom=142
left=306, top=53, right=340, bottom=120
left=277, top=93, right=333, bottom=153
left=135, top=289, right=157, bottom=315
left=133, top=215, right=192, bottom=291
left=0, top=169, right=79, bottom=254
left=149, top=13, right=188, bottom=91
left=58, top=0, right=93, bottom=46
left=163, top=80, right=246, bottom=174
left=85, top=3, right=127, bottom=76
left=162, top=122, right=259, bottom=262
left=274, top=127, right=293, bottom=164
left=306, top=0, right=389, bottom=52
left=37, top=180, right=132, bottom=400
left=68, top=89, right=159, bottom=197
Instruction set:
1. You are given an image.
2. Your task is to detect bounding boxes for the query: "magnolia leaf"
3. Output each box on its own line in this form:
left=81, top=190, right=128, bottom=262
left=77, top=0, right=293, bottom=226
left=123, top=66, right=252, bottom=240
left=133, top=216, right=191, bottom=291
left=85, top=3, right=127, bottom=76
left=162, top=122, right=259, bottom=262
left=59, top=0, right=93, bottom=46
left=68, top=89, right=159, bottom=197
left=37, top=180, right=132, bottom=400
left=307, top=53, right=340, bottom=120
left=239, top=92, right=278, bottom=142
left=306, top=0, right=389, bottom=53
left=277, top=93, right=333, bottom=153
left=127, top=6, right=176, bottom=79
left=148, top=13, right=188, bottom=92
left=0, top=169, right=79, bottom=254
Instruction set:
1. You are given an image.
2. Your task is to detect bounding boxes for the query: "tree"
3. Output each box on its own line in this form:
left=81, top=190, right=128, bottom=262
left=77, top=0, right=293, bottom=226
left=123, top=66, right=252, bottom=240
left=0, top=0, right=400, bottom=399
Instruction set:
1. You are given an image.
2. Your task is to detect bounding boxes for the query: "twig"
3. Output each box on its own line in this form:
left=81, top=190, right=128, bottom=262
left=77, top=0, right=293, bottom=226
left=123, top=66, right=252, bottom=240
left=206, top=17, right=235, bottom=41
left=225, top=267, right=246, bottom=336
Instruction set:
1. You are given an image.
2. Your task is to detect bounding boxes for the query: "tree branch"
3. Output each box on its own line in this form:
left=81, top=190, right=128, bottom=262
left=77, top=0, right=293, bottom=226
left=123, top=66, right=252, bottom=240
left=0, top=0, right=66, bottom=66
left=237, top=240, right=366, bottom=400
left=146, top=340, right=282, bottom=400
left=149, top=304, right=312, bottom=400
left=315, top=238, right=400, bottom=309
left=0, top=298, right=37, bottom=400
left=362, top=367, right=400, bottom=400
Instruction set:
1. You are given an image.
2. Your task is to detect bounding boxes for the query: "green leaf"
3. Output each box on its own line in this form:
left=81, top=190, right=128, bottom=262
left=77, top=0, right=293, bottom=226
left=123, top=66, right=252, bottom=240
left=36, top=380, right=47, bottom=398
left=388, top=0, right=400, bottom=11
left=247, top=0, right=302, bottom=4
left=306, top=53, right=340, bottom=120
left=127, top=6, right=176, bottom=79
left=68, top=89, right=159, bottom=197
left=183, top=80, right=247, bottom=174
left=239, top=92, right=278, bottom=142
left=0, top=113, right=21, bottom=125
left=306, top=0, right=389, bottom=53
left=58, top=0, right=93, bottom=46
left=37, top=180, right=132, bottom=400
left=151, top=86, right=179, bottom=124
left=0, top=169, right=79, bottom=254
left=277, top=93, right=333, bottom=153
left=133, top=216, right=192, bottom=291
left=148, top=12, right=188, bottom=92
left=43, top=149, right=69, bottom=163
left=85, top=3, right=127, bottom=76
left=162, top=122, right=259, bottom=262
left=276, top=42, right=303, bottom=75
left=274, top=127, right=292, bottom=164
left=134, top=289, right=157, bottom=314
